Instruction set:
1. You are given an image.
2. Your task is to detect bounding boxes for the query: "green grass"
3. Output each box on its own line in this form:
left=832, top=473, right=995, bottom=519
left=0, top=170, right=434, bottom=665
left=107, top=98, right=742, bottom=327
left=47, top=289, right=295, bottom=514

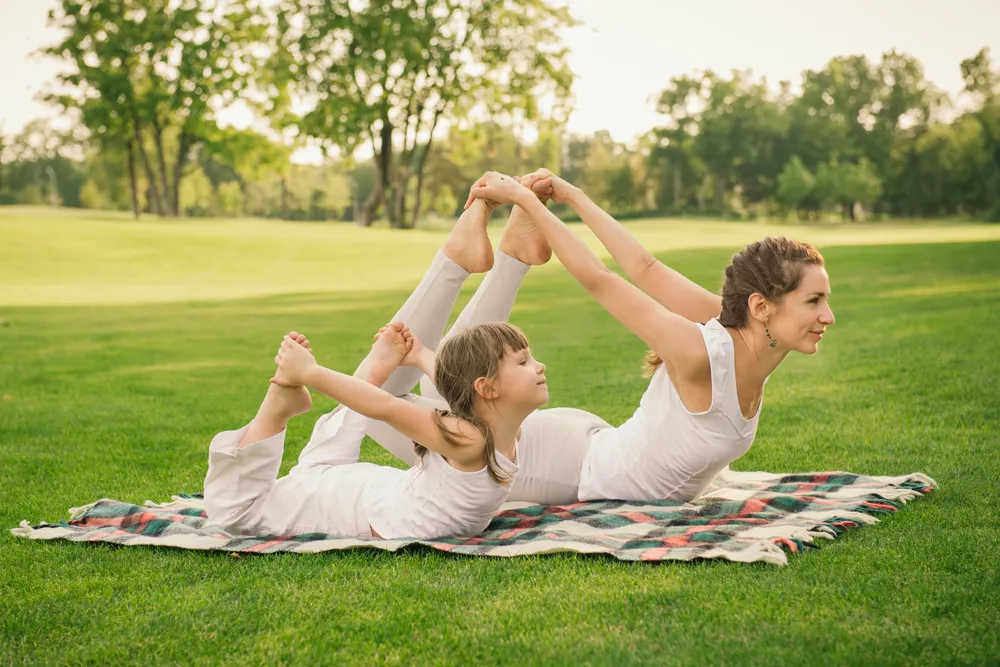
left=3, top=205, right=1000, bottom=306
left=1, top=207, right=999, bottom=665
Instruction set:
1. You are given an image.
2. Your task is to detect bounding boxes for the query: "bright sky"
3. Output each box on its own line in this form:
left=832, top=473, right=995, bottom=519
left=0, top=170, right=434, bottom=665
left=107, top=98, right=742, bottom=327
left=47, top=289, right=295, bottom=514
left=2, top=0, right=998, bottom=160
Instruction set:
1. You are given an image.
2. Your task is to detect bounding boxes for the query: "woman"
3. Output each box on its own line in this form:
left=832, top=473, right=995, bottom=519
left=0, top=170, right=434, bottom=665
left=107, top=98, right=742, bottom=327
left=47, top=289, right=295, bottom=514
left=462, top=169, right=835, bottom=502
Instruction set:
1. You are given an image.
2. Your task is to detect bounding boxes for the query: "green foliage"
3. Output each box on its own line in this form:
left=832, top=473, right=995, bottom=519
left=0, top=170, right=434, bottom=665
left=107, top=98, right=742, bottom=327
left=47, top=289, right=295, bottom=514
left=6, top=17, right=999, bottom=222
left=776, top=156, right=816, bottom=215
left=270, top=0, right=575, bottom=227
left=43, top=0, right=269, bottom=216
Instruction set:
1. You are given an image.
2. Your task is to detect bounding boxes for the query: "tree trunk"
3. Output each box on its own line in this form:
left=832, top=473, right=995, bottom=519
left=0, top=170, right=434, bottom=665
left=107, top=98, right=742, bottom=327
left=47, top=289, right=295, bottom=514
left=379, top=117, right=399, bottom=228
left=171, top=133, right=191, bottom=218
left=392, top=177, right=408, bottom=229
left=359, top=147, right=385, bottom=227
left=152, top=119, right=173, bottom=216
left=125, top=137, right=139, bottom=219
left=280, top=177, right=288, bottom=219
left=714, top=175, right=725, bottom=210
left=409, top=108, right=444, bottom=228
left=672, top=164, right=682, bottom=209
left=360, top=184, right=381, bottom=227
left=133, top=120, right=164, bottom=216
left=697, top=174, right=708, bottom=211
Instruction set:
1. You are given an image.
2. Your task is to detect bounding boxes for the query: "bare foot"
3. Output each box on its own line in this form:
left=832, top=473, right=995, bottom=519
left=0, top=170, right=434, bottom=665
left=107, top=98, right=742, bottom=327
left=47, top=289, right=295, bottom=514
left=263, top=381, right=312, bottom=422
left=442, top=199, right=495, bottom=273
left=237, top=332, right=313, bottom=448
left=499, top=204, right=552, bottom=266
left=363, top=322, right=411, bottom=387
left=272, top=332, right=311, bottom=388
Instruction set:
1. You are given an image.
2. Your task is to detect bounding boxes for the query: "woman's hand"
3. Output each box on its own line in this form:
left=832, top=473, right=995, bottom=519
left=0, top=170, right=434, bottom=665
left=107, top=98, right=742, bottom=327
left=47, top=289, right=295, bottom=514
left=522, top=168, right=579, bottom=205
left=274, top=334, right=319, bottom=387
left=463, top=171, right=531, bottom=210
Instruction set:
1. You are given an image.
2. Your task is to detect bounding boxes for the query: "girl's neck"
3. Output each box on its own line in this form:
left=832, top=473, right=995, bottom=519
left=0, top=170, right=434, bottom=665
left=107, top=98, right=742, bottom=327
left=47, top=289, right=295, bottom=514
left=477, top=402, right=533, bottom=462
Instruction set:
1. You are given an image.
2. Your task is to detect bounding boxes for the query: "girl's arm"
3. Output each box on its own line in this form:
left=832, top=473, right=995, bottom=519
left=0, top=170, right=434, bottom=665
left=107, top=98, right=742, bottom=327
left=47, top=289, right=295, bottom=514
left=532, top=170, right=721, bottom=323
left=301, top=365, right=479, bottom=462
left=277, top=339, right=481, bottom=463
left=468, top=175, right=709, bottom=380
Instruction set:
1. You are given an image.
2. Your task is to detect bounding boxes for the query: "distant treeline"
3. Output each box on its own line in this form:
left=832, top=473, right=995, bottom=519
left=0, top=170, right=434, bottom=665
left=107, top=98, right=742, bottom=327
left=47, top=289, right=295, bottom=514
left=1, top=1, right=998, bottom=223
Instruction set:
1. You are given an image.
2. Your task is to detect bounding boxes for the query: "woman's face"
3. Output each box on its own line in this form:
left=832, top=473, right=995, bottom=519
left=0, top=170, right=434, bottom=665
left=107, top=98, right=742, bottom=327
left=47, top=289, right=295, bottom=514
left=770, top=265, right=835, bottom=355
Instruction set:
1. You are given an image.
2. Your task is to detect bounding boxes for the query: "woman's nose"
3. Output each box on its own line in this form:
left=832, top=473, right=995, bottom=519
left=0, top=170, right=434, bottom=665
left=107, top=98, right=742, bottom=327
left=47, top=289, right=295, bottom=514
left=821, top=306, right=835, bottom=325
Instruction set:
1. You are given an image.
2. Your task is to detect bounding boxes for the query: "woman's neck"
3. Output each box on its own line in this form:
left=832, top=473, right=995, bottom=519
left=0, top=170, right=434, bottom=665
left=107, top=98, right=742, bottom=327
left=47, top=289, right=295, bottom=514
left=729, top=325, right=789, bottom=389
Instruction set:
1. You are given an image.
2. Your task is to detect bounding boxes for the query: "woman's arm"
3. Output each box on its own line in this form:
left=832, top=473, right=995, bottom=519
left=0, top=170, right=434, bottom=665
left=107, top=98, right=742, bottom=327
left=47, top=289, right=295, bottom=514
left=468, top=174, right=709, bottom=379
left=532, top=170, right=722, bottom=323
left=568, top=192, right=722, bottom=323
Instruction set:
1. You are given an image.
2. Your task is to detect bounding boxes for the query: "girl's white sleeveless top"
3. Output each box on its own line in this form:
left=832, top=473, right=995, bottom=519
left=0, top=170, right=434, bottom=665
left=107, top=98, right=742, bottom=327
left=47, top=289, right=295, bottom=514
left=578, top=318, right=763, bottom=502
left=362, top=442, right=519, bottom=540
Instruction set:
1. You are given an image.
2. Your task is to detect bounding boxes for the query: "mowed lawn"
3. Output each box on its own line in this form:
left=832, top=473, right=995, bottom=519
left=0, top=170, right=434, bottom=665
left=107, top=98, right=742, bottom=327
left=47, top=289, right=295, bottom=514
left=1, top=209, right=998, bottom=665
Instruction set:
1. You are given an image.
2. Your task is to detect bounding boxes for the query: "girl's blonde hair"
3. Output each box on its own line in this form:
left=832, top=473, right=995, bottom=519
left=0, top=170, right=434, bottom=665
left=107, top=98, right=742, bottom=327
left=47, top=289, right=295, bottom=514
left=415, top=322, right=530, bottom=485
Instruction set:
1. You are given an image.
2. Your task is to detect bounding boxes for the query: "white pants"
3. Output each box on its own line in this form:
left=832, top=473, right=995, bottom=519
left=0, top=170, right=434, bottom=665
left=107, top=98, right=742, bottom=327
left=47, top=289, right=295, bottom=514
left=203, top=407, right=402, bottom=537
left=358, top=250, right=610, bottom=505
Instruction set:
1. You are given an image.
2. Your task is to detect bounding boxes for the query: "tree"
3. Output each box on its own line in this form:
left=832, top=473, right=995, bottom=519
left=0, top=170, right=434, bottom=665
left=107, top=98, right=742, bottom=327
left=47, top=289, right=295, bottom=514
left=815, top=159, right=881, bottom=220
left=270, top=0, right=575, bottom=228
left=44, top=0, right=268, bottom=217
left=650, top=74, right=704, bottom=209
left=2, top=120, right=87, bottom=207
left=776, top=156, right=816, bottom=217
left=960, top=48, right=1000, bottom=219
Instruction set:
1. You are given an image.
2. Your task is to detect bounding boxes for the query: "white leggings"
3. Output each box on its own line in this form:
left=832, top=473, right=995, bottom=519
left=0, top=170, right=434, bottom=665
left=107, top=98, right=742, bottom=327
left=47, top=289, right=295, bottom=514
left=352, top=250, right=609, bottom=505
left=203, top=407, right=399, bottom=537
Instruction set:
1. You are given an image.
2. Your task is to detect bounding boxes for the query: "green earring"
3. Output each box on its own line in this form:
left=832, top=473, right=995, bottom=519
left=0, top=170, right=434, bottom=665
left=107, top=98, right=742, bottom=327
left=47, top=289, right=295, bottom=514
left=765, top=328, right=777, bottom=348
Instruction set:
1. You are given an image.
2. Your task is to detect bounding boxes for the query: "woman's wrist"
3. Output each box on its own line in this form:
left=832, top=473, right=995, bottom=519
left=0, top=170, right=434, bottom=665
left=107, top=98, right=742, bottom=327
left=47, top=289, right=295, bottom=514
left=565, top=186, right=586, bottom=209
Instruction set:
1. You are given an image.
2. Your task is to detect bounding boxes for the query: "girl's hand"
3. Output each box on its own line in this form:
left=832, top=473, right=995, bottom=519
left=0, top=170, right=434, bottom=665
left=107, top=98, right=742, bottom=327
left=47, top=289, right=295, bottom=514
left=463, top=171, right=530, bottom=210
left=375, top=325, right=424, bottom=368
left=400, top=330, right=425, bottom=368
left=274, top=335, right=319, bottom=386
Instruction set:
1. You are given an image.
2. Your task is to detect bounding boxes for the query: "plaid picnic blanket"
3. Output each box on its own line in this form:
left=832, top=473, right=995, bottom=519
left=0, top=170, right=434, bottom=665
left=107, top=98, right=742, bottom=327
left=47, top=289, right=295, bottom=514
left=11, top=468, right=935, bottom=566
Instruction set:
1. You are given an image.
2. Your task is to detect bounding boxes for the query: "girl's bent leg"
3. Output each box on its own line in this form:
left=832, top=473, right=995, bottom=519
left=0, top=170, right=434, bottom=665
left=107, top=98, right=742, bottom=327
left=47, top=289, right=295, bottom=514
left=203, top=424, right=286, bottom=534
left=236, top=382, right=311, bottom=448
left=291, top=406, right=371, bottom=473
left=364, top=394, right=449, bottom=466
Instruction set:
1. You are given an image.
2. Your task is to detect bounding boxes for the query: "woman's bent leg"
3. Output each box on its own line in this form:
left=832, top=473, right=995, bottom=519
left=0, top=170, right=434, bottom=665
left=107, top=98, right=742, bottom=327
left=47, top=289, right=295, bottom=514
left=419, top=250, right=531, bottom=400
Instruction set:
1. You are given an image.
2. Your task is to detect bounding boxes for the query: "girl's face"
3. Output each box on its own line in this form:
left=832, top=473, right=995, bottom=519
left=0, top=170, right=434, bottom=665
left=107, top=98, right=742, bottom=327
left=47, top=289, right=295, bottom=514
left=494, top=346, right=548, bottom=409
left=769, top=265, right=835, bottom=355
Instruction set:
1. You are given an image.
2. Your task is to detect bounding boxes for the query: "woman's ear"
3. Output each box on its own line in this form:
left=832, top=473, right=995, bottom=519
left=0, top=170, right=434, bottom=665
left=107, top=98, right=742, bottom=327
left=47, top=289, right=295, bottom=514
left=747, top=292, right=770, bottom=325
left=473, top=376, right=500, bottom=401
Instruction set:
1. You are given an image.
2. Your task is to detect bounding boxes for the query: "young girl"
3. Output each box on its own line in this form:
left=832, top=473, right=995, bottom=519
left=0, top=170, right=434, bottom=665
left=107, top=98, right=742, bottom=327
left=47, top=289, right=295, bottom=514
left=202, top=320, right=547, bottom=540
left=463, top=169, right=835, bottom=502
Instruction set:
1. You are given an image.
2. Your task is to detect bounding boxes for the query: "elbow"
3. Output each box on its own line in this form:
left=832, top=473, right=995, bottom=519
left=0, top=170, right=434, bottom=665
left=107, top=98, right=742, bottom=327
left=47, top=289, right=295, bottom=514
left=583, top=266, right=618, bottom=295
left=632, top=253, right=659, bottom=278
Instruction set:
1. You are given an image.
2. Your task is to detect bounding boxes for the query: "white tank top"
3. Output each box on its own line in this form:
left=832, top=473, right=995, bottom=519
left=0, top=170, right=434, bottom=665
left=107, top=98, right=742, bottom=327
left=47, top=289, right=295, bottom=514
left=362, top=442, right=519, bottom=540
left=578, top=318, right=763, bottom=502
